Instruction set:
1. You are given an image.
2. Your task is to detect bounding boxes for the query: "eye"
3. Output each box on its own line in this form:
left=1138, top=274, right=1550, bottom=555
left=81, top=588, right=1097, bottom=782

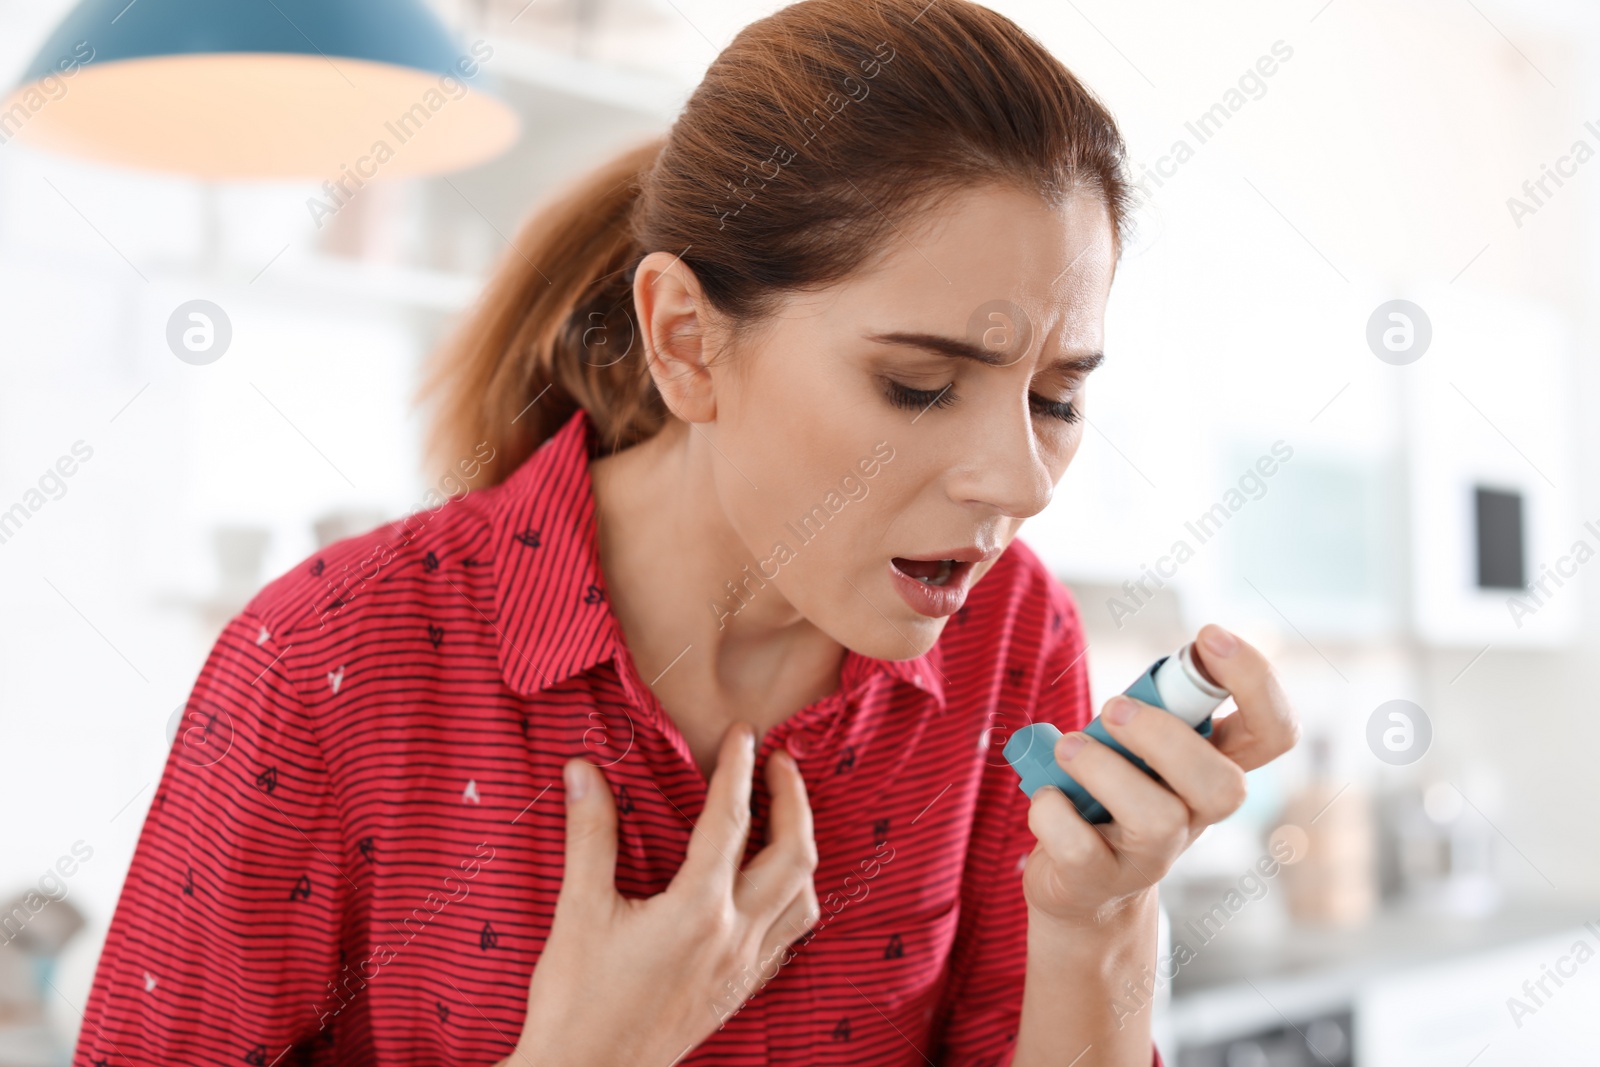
left=1030, top=393, right=1082, bottom=424
left=882, top=378, right=955, bottom=413
left=883, top=377, right=1083, bottom=424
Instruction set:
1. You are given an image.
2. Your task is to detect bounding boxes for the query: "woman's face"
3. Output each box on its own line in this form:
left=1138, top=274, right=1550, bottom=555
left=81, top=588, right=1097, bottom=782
left=676, top=182, right=1115, bottom=660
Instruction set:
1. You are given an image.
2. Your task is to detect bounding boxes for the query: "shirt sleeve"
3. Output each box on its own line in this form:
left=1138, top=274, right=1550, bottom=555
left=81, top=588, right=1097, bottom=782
left=72, top=609, right=346, bottom=1067
left=928, top=579, right=1164, bottom=1067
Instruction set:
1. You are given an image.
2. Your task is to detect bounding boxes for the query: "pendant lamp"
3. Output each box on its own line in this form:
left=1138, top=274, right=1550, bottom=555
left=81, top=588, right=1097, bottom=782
left=0, top=0, right=521, bottom=180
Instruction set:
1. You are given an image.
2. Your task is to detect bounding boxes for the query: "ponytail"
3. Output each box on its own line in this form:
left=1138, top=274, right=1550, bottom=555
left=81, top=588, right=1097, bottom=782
left=418, top=135, right=669, bottom=488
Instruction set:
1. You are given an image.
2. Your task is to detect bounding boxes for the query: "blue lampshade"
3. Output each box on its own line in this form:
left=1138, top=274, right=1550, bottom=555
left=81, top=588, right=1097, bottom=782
left=1, top=0, right=520, bottom=179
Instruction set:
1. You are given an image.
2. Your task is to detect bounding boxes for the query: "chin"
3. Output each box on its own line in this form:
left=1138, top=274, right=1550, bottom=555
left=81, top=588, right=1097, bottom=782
left=842, top=609, right=945, bottom=662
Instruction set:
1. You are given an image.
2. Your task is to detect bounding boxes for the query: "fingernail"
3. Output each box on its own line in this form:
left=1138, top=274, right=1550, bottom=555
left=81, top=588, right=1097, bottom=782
left=564, top=760, right=587, bottom=802
left=1057, top=733, right=1087, bottom=760
left=1202, top=626, right=1238, bottom=658
left=1107, top=696, right=1137, bottom=725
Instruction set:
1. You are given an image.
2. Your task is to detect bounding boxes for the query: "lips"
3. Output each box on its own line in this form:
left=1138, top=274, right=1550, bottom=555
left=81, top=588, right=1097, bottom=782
left=891, top=557, right=963, bottom=585
left=896, top=547, right=992, bottom=579
left=887, top=547, right=996, bottom=618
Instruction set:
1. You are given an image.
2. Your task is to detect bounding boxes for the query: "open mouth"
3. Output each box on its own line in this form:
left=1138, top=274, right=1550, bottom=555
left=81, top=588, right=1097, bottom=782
left=887, top=551, right=990, bottom=618
left=890, top=557, right=970, bottom=587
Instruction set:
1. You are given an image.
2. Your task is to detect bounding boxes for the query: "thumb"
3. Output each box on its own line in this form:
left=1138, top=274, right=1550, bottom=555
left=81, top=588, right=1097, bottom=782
left=558, top=758, right=618, bottom=905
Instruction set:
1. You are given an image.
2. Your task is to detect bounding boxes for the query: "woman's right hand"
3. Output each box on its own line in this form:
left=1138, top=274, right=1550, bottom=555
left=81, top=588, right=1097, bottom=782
left=502, top=721, right=821, bottom=1067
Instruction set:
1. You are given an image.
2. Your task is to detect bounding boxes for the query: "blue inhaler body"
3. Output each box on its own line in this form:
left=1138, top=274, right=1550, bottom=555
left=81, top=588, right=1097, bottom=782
left=1003, top=642, right=1230, bottom=824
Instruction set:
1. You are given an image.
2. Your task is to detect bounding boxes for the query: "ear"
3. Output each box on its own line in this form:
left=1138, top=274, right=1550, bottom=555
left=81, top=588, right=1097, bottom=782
left=632, top=250, right=717, bottom=423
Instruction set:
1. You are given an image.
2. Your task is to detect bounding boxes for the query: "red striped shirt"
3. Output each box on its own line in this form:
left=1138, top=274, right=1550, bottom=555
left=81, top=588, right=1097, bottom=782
left=73, top=407, right=1162, bottom=1066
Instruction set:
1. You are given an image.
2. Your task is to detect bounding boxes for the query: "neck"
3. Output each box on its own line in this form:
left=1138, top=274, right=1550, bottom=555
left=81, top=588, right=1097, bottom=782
left=589, top=416, right=847, bottom=742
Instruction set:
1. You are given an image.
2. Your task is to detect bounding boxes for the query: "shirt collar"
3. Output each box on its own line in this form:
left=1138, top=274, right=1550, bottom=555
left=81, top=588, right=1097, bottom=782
left=488, top=407, right=946, bottom=709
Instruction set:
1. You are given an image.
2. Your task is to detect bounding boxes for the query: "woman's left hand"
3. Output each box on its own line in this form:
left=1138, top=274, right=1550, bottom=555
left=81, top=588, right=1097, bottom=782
left=1022, top=622, right=1300, bottom=928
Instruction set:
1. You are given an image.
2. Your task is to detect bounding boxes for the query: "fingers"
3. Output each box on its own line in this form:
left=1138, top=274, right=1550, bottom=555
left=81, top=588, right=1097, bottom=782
left=558, top=758, right=619, bottom=908
left=1190, top=624, right=1301, bottom=771
left=1050, top=730, right=1189, bottom=858
left=736, top=748, right=819, bottom=924
left=677, top=722, right=758, bottom=895
left=752, top=868, right=820, bottom=989
left=1097, top=695, right=1248, bottom=827
left=1026, top=778, right=1113, bottom=877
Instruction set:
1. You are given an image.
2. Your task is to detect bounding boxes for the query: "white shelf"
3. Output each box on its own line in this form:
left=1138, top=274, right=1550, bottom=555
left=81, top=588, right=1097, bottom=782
left=248, top=255, right=483, bottom=313
left=483, top=34, right=692, bottom=119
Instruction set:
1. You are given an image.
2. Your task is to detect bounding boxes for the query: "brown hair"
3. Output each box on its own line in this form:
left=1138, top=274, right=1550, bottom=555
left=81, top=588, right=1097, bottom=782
left=419, top=0, right=1133, bottom=487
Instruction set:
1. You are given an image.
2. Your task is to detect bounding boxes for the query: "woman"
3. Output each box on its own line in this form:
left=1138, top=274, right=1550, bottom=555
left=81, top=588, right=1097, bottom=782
left=74, top=1, right=1297, bottom=1064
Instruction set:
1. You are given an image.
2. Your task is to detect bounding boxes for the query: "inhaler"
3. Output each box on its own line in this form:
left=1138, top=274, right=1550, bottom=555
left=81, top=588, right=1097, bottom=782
left=1002, top=642, right=1231, bottom=825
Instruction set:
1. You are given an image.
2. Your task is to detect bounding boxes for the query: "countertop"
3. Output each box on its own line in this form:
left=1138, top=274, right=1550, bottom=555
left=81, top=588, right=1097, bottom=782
left=1158, top=897, right=1600, bottom=1050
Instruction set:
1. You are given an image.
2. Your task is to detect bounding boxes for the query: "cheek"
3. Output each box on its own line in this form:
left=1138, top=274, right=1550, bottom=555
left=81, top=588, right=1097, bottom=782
left=1059, top=437, right=1082, bottom=475
left=715, top=438, right=863, bottom=585
left=718, top=359, right=852, bottom=514
left=1043, top=424, right=1085, bottom=480
left=740, top=453, right=906, bottom=606
left=780, top=465, right=894, bottom=572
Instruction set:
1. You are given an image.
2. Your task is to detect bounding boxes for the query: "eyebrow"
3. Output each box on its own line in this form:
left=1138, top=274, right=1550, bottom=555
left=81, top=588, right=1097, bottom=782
left=864, top=330, right=1105, bottom=376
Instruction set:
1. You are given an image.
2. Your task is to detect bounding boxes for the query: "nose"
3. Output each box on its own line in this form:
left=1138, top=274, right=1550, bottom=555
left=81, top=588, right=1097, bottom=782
left=944, top=404, right=1054, bottom=519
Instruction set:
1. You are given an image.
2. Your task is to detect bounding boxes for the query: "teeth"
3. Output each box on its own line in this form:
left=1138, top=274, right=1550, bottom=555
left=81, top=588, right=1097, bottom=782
left=917, top=560, right=956, bottom=586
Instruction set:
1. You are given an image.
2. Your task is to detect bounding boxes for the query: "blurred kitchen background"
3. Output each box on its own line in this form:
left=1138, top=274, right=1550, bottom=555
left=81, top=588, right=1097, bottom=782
left=2, top=0, right=1598, bottom=1063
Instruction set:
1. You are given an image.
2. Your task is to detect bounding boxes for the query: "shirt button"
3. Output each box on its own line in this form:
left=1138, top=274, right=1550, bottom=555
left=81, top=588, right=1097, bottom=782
left=785, top=733, right=808, bottom=760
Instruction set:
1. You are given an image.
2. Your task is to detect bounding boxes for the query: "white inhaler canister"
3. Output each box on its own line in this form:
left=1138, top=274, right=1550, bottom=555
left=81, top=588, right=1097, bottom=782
left=1142, top=642, right=1231, bottom=727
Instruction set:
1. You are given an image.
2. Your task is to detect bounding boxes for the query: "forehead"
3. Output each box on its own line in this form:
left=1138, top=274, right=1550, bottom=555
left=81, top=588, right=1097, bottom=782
left=792, top=182, right=1116, bottom=352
